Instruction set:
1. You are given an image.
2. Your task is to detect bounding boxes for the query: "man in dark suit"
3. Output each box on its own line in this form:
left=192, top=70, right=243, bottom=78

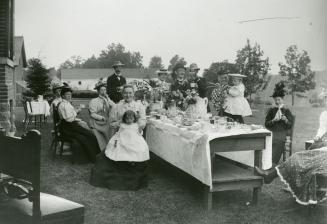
left=106, top=61, right=127, bottom=103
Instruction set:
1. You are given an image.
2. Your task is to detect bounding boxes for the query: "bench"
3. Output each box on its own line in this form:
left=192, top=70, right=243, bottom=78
left=0, top=130, right=85, bottom=224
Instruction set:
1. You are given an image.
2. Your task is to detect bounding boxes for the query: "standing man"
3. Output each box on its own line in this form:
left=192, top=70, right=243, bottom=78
left=188, top=63, right=207, bottom=98
left=107, top=61, right=127, bottom=103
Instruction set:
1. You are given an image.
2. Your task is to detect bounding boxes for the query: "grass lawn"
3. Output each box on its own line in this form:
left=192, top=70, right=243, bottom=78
left=11, top=102, right=327, bottom=224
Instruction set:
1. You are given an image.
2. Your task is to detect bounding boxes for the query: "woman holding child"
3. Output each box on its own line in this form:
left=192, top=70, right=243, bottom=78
left=90, top=85, right=149, bottom=191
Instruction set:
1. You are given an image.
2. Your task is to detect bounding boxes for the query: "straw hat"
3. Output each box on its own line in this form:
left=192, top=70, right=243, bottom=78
left=228, top=73, right=247, bottom=78
left=52, top=83, right=63, bottom=92
left=112, top=61, right=125, bottom=67
left=189, top=63, right=200, bottom=71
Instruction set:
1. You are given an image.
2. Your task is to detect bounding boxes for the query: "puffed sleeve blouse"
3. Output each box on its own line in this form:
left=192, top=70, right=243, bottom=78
left=58, top=99, right=78, bottom=122
left=109, top=100, right=146, bottom=130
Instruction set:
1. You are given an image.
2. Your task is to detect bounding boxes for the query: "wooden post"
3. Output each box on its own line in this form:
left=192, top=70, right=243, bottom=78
left=203, top=185, right=212, bottom=210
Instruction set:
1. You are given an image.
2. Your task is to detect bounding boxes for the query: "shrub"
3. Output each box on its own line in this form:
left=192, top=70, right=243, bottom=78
left=309, top=91, right=325, bottom=107
left=312, top=103, right=320, bottom=108
left=72, top=90, right=98, bottom=98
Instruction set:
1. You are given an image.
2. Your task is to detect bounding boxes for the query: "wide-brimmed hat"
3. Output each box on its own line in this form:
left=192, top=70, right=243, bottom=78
left=271, top=82, right=286, bottom=98
left=173, top=63, right=187, bottom=73
left=60, top=83, right=73, bottom=95
left=112, top=61, right=125, bottom=67
left=228, top=73, right=247, bottom=78
left=94, top=78, right=107, bottom=90
left=189, top=63, right=200, bottom=71
left=156, top=68, right=169, bottom=75
left=52, top=83, right=63, bottom=92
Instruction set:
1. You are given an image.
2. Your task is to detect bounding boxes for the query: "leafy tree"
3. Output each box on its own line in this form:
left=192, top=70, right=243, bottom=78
left=204, top=60, right=239, bottom=83
left=83, top=55, right=98, bottom=68
left=25, top=58, right=51, bottom=96
left=59, top=43, right=144, bottom=69
left=149, top=56, right=164, bottom=69
left=59, top=55, right=84, bottom=69
left=235, top=39, right=270, bottom=99
left=168, top=54, right=187, bottom=70
left=279, top=45, right=316, bottom=105
left=97, top=43, right=143, bottom=68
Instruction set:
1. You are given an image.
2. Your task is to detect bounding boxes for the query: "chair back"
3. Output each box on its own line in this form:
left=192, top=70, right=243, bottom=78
left=0, top=130, right=41, bottom=223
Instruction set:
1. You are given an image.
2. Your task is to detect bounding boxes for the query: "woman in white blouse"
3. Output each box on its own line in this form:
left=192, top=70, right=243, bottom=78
left=90, top=85, right=149, bottom=191
left=58, top=86, right=100, bottom=163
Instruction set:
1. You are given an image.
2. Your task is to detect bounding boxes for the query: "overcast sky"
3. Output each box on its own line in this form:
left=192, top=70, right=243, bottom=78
left=15, top=0, right=327, bottom=73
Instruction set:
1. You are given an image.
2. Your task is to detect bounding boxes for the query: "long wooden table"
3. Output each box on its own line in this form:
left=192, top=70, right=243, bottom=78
left=205, top=132, right=270, bottom=209
left=146, top=119, right=272, bottom=210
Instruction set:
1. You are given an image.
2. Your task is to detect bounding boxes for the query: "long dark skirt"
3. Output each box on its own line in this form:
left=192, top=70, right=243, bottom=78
left=90, top=152, right=148, bottom=191
left=276, top=148, right=327, bottom=205
left=61, top=121, right=100, bottom=163
left=271, top=130, right=287, bottom=164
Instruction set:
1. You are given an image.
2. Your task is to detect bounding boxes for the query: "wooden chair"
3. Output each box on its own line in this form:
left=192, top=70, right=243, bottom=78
left=283, top=115, right=296, bottom=161
left=23, top=100, right=34, bottom=131
left=0, top=130, right=84, bottom=224
left=50, top=105, right=74, bottom=163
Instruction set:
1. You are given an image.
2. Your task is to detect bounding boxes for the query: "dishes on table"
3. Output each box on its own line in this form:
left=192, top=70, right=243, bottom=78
left=250, top=124, right=263, bottom=130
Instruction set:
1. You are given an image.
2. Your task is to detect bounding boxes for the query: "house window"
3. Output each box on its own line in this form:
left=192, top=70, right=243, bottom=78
left=78, top=81, right=82, bottom=85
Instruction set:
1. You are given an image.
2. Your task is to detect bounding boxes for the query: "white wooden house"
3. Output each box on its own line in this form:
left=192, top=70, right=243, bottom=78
left=60, top=68, right=157, bottom=90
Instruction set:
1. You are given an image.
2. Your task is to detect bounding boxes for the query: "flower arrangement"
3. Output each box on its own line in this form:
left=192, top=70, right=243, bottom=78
left=183, top=89, right=198, bottom=107
left=208, top=82, right=230, bottom=115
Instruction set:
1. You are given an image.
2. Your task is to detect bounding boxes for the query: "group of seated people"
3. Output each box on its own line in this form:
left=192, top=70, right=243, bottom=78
left=49, top=63, right=327, bottom=206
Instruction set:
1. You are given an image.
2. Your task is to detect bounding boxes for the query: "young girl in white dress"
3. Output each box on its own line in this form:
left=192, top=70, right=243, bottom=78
left=105, top=110, right=149, bottom=162
left=224, top=74, right=252, bottom=123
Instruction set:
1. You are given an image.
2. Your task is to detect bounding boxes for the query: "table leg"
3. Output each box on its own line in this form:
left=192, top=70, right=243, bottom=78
left=203, top=185, right=212, bottom=210
left=252, top=187, right=260, bottom=205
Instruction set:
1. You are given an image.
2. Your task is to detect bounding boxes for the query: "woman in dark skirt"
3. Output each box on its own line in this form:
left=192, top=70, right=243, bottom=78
left=58, top=86, right=100, bottom=163
left=90, top=85, right=149, bottom=191
left=265, top=82, right=293, bottom=165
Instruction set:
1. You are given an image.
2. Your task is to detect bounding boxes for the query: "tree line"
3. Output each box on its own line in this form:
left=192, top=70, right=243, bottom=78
left=26, top=40, right=315, bottom=105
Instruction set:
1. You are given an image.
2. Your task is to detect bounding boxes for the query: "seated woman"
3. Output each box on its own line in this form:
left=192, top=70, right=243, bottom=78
left=90, top=85, right=148, bottom=191
left=89, top=80, right=115, bottom=151
left=58, top=86, right=100, bottom=163
left=255, top=110, right=327, bottom=205
left=265, top=82, right=293, bottom=165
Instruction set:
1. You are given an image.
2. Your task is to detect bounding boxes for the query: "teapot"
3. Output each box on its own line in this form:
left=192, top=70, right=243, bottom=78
left=194, top=96, right=208, bottom=119
left=186, top=96, right=208, bottom=119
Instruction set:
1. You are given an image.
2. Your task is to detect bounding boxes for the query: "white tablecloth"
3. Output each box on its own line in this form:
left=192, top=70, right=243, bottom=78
left=27, top=101, right=50, bottom=116
left=146, top=119, right=272, bottom=188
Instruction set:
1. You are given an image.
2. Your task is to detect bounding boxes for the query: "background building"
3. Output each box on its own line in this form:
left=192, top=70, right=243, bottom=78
left=60, top=68, right=157, bottom=90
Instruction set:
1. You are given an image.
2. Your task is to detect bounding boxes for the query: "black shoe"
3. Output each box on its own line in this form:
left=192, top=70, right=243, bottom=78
left=255, top=166, right=275, bottom=184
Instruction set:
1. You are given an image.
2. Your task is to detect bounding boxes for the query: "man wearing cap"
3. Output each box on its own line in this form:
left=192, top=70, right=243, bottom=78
left=107, top=61, right=127, bottom=103
left=188, top=63, right=207, bottom=98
